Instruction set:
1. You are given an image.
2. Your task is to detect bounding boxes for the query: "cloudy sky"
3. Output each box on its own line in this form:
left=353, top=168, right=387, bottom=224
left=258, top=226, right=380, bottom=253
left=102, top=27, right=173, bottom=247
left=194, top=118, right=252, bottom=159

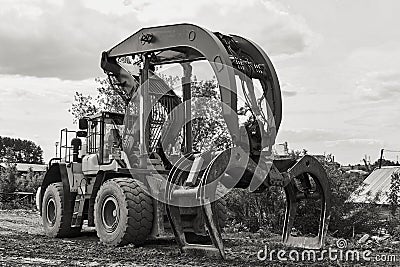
left=0, top=0, right=399, bottom=164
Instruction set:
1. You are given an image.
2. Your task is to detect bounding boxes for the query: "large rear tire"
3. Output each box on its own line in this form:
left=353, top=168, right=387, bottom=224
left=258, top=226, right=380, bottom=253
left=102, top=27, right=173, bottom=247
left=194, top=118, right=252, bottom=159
left=42, top=182, right=81, bottom=237
left=94, top=178, right=153, bottom=246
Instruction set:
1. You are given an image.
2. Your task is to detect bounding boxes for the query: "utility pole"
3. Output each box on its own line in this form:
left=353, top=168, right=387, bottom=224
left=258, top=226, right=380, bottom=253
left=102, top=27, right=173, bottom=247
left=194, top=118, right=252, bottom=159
left=379, top=149, right=384, bottom=169
left=55, top=142, right=59, bottom=157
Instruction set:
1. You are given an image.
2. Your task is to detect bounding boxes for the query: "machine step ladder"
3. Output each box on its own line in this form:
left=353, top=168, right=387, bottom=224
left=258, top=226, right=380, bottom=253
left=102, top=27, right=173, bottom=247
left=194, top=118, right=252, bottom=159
left=71, top=195, right=86, bottom=228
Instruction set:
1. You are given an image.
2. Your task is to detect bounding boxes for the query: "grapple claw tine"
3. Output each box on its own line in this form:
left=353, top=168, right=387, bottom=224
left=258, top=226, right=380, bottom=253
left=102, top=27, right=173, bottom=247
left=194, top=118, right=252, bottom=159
left=165, top=204, right=186, bottom=250
left=282, top=182, right=298, bottom=244
left=282, top=155, right=331, bottom=250
left=202, top=203, right=226, bottom=259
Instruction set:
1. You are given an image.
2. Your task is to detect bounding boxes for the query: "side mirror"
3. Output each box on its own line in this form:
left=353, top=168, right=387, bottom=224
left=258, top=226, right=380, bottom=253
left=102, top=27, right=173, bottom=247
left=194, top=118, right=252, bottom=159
left=79, top=118, right=88, bottom=130
left=76, top=130, right=87, bottom=138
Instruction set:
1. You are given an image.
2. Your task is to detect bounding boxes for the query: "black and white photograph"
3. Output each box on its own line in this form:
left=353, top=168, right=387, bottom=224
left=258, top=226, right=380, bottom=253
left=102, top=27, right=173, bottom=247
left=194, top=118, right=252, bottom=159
left=0, top=0, right=400, bottom=266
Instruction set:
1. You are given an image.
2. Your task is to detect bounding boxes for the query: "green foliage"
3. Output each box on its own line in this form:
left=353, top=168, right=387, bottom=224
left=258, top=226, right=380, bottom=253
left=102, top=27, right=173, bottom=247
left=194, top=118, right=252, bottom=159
left=372, top=158, right=400, bottom=169
left=225, top=154, right=383, bottom=237
left=0, top=138, right=44, bottom=208
left=1, top=162, right=43, bottom=209
left=325, top=164, right=381, bottom=236
left=279, top=151, right=381, bottom=236
left=0, top=162, right=17, bottom=194
left=0, top=137, right=43, bottom=209
left=1, top=164, right=42, bottom=193
left=15, top=168, right=42, bottom=193
left=95, top=77, right=126, bottom=114
left=391, top=224, right=400, bottom=238
left=70, top=76, right=232, bottom=152
left=69, top=77, right=126, bottom=122
left=386, top=216, right=400, bottom=238
left=191, top=80, right=231, bottom=152
left=0, top=136, right=43, bottom=164
left=389, top=172, right=400, bottom=216
left=155, top=72, right=180, bottom=88
left=69, top=92, right=98, bottom=122
left=292, top=159, right=382, bottom=237
left=387, top=172, right=400, bottom=236
left=225, top=187, right=286, bottom=233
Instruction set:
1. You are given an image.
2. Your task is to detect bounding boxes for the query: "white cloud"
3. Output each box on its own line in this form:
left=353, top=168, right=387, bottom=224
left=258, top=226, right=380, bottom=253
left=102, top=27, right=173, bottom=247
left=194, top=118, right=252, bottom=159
left=0, top=130, right=16, bottom=136
left=278, top=128, right=349, bottom=143
left=282, top=90, right=297, bottom=97
left=0, top=0, right=141, bottom=80
left=276, top=128, right=388, bottom=164
left=0, top=74, right=98, bottom=160
left=355, top=70, right=400, bottom=101
left=0, top=74, right=96, bottom=101
left=322, top=138, right=386, bottom=164
left=0, top=0, right=318, bottom=162
left=0, top=0, right=315, bottom=80
left=109, top=0, right=316, bottom=56
left=324, top=138, right=384, bottom=148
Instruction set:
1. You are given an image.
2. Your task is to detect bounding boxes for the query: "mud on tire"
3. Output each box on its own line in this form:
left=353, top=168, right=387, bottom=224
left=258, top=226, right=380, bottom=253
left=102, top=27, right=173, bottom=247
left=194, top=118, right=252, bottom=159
left=94, top=178, right=154, bottom=246
left=42, top=182, right=81, bottom=237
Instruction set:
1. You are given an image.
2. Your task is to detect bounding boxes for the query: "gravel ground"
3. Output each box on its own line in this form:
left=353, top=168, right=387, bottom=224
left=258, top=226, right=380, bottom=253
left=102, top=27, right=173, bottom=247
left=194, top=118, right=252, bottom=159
left=0, top=210, right=399, bottom=266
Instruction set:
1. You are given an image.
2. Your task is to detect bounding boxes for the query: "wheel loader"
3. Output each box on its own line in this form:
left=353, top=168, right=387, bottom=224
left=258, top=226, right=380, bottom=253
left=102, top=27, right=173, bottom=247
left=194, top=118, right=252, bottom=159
left=38, top=23, right=331, bottom=259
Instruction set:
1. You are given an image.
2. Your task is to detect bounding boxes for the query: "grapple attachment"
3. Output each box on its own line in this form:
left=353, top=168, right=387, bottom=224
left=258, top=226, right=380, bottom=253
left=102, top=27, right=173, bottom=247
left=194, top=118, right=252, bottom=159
left=100, top=23, right=332, bottom=259
left=165, top=152, right=227, bottom=258
left=278, top=156, right=331, bottom=249
left=166, top=148, right=331, bottom=258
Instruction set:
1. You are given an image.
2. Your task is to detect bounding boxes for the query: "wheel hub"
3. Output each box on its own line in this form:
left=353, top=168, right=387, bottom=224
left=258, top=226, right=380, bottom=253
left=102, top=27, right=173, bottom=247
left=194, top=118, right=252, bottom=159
left=46, top=198, right=56, bottom=226
left=101, top=195, right=119, bottom=232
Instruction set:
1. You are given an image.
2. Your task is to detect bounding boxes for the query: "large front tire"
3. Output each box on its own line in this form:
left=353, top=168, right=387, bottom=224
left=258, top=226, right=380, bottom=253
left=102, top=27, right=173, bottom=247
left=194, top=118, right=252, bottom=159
left=94, top=178, right=153, bottom=246
left=42, top=182, right=81, bottom=237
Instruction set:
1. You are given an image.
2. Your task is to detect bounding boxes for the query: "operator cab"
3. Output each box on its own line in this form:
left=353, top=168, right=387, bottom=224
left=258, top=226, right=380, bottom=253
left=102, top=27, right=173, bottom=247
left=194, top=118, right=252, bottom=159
left=79, top=111, right=125, bottom=165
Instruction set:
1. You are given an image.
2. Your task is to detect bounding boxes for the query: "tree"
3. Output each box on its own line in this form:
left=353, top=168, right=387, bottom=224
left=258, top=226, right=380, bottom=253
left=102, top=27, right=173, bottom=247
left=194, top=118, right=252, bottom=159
left=69, top=77, right=126, bottom=122
left=372, top=158, right=399, bottom=169
left=225, top=152, right=385, bottom=237
left=389, top=172, right=400, bottom=216
left=293, top=157, right=382, bottom=237
left=191, top=80, right=231, bottom=152
left=225, top=186, right=286, bottom=234
left=0, top=136, right=43, bottom=164
left=70, top=76, right=232, bottom=152
left=0, top=162, right=17, bottom=194
left=16, top=168, right=42, bottom=193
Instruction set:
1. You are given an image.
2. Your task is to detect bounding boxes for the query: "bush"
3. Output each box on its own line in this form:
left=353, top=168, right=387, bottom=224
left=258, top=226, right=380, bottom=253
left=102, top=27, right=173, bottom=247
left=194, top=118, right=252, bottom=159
left=225, top=186, right=286, bottom=234
left=0, top=162, right=17, bottom=193
left=1, top=163, right=43, bottom=209
left=387, top=216, right=400, bottom=238
left=224, top=155, right=383, bottom=238
left=321, top=164, right=381, bottom=237
left=386, top=172, right=400, bottom=238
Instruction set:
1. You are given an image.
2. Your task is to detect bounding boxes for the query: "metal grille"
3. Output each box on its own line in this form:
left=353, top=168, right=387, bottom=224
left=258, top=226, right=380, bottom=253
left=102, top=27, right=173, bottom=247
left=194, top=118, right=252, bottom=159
left=59, top=128, right=77, bottom=163
left=149, top=95, right=179, bottom=152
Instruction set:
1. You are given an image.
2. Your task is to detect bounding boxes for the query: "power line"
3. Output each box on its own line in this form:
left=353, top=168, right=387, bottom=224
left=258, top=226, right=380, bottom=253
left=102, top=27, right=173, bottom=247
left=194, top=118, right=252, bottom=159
left=383, top=149, right=400, bottom=153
